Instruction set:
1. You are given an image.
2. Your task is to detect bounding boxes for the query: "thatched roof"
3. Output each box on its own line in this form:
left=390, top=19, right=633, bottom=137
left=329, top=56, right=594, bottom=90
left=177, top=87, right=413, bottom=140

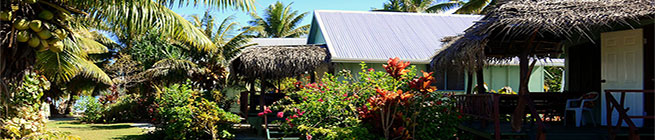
left=431, top=0, right=655, bottom=71
left=229, top=45, right=329, bottom=80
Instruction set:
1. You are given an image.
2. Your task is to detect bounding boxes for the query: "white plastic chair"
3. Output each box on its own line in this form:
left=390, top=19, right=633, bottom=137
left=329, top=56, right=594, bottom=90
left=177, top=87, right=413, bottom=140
left=563, top=92, right=599, bottom=127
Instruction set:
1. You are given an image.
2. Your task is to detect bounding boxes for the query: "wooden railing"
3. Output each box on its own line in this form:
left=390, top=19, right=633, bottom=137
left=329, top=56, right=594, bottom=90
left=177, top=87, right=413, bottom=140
left=605, top=90, right=655, bottom=140
left=455, top=92, right=565, bottom=140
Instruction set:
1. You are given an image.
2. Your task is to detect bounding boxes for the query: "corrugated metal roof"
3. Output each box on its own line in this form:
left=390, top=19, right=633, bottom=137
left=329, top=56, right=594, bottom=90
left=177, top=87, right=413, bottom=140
left=250, top=38, right=307, bottom=46
left=311, top=10, right=482, bottom=64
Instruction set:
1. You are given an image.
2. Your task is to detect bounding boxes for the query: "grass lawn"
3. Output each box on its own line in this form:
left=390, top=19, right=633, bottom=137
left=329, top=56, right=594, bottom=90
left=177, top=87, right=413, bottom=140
left=46, top=118, right=150, bottom=140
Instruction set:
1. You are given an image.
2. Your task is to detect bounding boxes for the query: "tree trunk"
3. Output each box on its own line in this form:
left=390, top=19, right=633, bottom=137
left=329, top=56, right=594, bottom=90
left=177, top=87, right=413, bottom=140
left=476, top=68, right=485, bottom=94
left=511, top=54, right=530, bottom=132
left=63, top=94, right=76, bottom=116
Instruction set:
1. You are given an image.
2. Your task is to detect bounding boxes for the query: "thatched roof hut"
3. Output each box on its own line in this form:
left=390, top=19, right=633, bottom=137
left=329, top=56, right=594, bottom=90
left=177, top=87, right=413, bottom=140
left=431, top=0, right=655, bottom=71
left=229, top=45, right=330, bottom=80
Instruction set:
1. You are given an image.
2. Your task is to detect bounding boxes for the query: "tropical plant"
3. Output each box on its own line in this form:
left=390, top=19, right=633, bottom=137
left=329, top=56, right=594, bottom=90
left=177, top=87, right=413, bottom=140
left=431, top=0, right=494, bottom=14
left=1, top=0, right=256, bottom=118
left=270, top=57, right=464, bottom=139
left=152, top=81, right=240, bottom=139
left=0, top=0, right=256, bottom=98
left=375, top=0, right=493, bottom=14
left=376, top=0, right=438, bottom=13
left=75, top=95, right=105, bottom=123
left=244, top=1, right=310, bottom=38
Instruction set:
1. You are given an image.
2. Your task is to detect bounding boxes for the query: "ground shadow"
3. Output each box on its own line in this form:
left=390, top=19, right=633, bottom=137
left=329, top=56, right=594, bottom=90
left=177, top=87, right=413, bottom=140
left=89, top=125, right=133, bottom=130
left=113, top=133, right=155, bottom=140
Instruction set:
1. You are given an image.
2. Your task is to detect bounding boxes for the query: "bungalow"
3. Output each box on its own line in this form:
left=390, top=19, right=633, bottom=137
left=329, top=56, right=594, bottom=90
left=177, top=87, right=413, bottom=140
left=431, top=0, right=654, bottom=139
left=306, top=10, right=563, bottom=92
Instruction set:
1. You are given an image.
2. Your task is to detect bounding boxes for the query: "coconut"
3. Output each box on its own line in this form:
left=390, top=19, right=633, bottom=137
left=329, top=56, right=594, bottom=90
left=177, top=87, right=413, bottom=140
left=0, top=11, right=11, bottom=21
left=57, top=12, right=71, bottom=21
left=50, top=41, right=64, bottom=53
left=38, top=10, right=54, bottom=20
left=17, top=31, right=30, bottom=42
left=47, top=37, right=62, bottom=45
left=53, top=29, right=67, bottom=38
left=13, top=19, right=29, bottom=30
left=37, top=30, right=52, bottom=39
left=39, top=40, right=50, bottom=51
left=28, top=37, right=40, bottom=47
left=29, top=20, right=42, bottom=32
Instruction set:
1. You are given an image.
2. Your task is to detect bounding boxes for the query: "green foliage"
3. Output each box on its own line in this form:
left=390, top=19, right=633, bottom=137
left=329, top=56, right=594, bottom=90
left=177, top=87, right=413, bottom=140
left=1, top=70, right=77, bottom=139
left=152, top=82, right=240, bottom=140
left=103, top=94, right=153, bottom=123
left=75, top=96, right=106, bottom=123
left=272, top=58, right=463, bottom=139
left=544, top=66, right=563, bottom=92
left=245, top=1, right=310, bottom=38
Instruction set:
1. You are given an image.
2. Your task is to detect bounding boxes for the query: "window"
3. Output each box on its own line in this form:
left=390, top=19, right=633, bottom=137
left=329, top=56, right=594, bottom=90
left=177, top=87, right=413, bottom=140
left=433, top=68, right=465, bottom=90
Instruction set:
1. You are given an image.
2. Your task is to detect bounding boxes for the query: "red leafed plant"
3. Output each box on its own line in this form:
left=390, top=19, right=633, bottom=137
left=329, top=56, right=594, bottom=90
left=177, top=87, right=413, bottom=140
left=409, top=71, right=437, bottom=94
left=383, top=57, right=411, bottom=79
left=359, top=88, right=414, bottom=140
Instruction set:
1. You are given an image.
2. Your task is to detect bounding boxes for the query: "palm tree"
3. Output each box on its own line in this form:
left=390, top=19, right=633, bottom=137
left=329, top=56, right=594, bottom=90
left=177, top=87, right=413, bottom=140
left=375, top=0, right=492, bottom=14
left=376, top=0, right=437, bottom=13
left=144, top=11, right=256, bottom=90
left=0, top=0, right=255, bottom=93
left=431, top=0, right=494, bottom=14
left=244, top=1, right=310, bottom=38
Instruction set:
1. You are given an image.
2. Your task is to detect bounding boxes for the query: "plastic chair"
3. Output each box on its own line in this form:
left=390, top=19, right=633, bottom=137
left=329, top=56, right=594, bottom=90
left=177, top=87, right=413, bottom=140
left=563, top=92, right=599, bottom=127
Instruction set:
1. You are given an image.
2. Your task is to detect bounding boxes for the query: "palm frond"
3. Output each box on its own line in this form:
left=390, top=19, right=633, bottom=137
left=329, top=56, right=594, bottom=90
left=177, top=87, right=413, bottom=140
left=428, top=0, right=466, bottom=13
left=90, top=1, right=217, bottom=52
left=455, top=0, right=490, bottom=14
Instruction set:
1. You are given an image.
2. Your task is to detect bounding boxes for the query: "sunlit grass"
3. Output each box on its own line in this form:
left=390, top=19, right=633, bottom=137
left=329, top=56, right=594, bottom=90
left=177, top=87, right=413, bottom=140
left=46, top=119, right=150, bottom=140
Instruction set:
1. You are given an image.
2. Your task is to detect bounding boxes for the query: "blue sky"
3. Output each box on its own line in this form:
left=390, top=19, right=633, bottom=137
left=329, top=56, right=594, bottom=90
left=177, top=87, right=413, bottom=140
left=171, top=0, right=396, bottom=28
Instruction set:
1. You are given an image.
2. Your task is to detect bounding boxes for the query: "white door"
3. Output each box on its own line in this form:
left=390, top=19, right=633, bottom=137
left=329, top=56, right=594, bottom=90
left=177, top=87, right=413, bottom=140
left=600, top=29, right=644, bottom=127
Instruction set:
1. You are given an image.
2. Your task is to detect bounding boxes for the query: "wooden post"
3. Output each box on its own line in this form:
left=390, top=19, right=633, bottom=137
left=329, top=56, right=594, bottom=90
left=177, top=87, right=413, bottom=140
left=310, top=71, right=316, bottom=83
left=476, top=68, right=485, bottom=94
left=511, top=29, right=546, bottom=140
left=466, top=72, right=473, bottom=94
left=249, top=79, right=256, bottom=113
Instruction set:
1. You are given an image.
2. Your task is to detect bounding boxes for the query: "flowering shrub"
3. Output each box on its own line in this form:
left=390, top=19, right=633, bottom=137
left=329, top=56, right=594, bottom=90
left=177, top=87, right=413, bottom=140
left=152, top=82, right=240, bottom=140
left=272, top=57, right=463, bottom=139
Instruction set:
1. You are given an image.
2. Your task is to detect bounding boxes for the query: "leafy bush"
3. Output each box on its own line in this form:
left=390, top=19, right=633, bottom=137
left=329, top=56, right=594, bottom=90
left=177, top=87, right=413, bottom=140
left=75, top=96, right=106, bottom=123
left=152, top=82, right=240, bottom=140
left=271, top=57, right=463, bottom=139
left=103, top=94, right=153, bottom=123
left=1, top=70, right=78, bottom=139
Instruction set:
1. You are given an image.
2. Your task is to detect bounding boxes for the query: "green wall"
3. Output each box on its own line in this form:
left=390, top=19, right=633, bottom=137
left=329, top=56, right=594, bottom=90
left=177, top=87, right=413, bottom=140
left=334, top=63, right=429, bottom=80
left=471, top=66, right=545, bottom=93
left=333, top=63, right=546, bottom=93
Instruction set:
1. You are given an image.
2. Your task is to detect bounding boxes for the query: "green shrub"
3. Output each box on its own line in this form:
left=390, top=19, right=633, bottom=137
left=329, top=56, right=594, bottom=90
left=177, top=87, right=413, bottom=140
left=152, top=82, right=240, bottom=140
left=103, top=94, right=153, bottom=123
left=1, top=70, right=78, bottom=139
left=75, top=96, right=106, bottom=123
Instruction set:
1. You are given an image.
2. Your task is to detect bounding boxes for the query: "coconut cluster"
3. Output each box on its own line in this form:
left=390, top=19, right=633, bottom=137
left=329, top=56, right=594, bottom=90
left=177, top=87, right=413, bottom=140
left=2, top=0, right=73, bottom=53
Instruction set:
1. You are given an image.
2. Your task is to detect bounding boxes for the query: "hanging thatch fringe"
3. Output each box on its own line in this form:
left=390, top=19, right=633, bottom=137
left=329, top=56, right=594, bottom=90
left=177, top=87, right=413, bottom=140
left=229, top=45, right=330, bottom=80
left=431, top=0, right=655, bottom=71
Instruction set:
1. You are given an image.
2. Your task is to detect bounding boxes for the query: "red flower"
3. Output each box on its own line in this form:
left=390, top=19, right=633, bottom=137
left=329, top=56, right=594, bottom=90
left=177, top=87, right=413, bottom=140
left=258, top=112, right=265, bottom=117
left=409, top=71, right=437, bottom=94
left=368, top=68, right=375, bottom=72
left=318, top=98, right=324, bottom=102
left=436, top=100, right=442, bottom=105
left=382, top=57, right=411, bottom=79
left=458, top=115, right=462, bottom=119
left=277, top=112, right=284, bottom=118
left=306, top=134, right=313, bottom=140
